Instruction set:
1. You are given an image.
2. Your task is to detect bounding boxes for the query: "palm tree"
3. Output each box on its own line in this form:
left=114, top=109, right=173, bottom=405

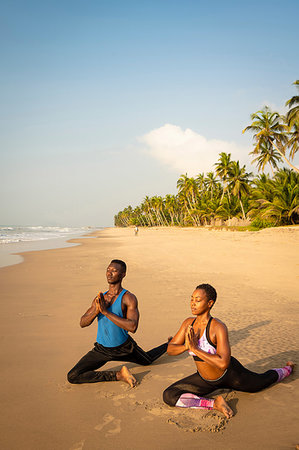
left=177, top=174, right=201, bottom=225
left=177, top=174, right=199, bottom=208
left=227, top=161, right=252, bottom=219
left=250, top=169, right=299, bottom=225
left=214, top=152, right=232, bottom=202
left=153, top=196, right=168, bottom=226
left=195, top=172, right=205, bottom=193
left=142, top=196, right=155, bottom=226
left=164, top=194, right=178, bottom=226
left=287, top=120, right=299, bottom=160
left=204, top=172, right=219, bottom=200
left=250, top=142, right=282, bottom=176
left=243, top=106, right=299, bottom=173
left=286, top=80, right=299, bottom=127
left=134, top=206, right=147, bottom=226
left=251, top=173, right=274, bottom=201
left=215, top=196, right=242, bottom=221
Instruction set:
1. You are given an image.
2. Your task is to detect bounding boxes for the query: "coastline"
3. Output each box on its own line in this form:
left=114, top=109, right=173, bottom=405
left=0, top=229, right=100, bottom=269
left=0, top=226, right=298, bottom=450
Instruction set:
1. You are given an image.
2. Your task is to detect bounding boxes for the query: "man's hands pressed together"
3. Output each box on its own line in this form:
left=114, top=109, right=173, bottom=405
left=80, top=291, right=109, bottom=328
left=93, top=292, right=108, bottom=315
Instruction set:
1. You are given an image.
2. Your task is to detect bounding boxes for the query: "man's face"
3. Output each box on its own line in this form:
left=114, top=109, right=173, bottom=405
left=106, top=263, right=125, bottom=284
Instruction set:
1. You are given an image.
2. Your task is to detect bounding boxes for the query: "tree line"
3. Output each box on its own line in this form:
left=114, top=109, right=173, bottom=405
left=115, top=81, right=299, bottom=229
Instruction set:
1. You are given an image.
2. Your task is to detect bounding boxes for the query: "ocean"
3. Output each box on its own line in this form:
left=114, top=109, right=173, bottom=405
left=0, top=225, right=100, bottom=268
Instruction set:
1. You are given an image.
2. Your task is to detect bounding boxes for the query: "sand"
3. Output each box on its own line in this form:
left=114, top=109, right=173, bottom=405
left=0, top=226, right=298, bottom=450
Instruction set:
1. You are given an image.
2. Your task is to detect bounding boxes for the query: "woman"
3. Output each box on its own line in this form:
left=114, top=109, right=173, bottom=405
left=163, top=283, right=294, bottom=418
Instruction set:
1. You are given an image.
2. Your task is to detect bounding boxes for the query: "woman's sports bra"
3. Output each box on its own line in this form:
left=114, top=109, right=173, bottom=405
left=188, top=317, right=217, bottom=362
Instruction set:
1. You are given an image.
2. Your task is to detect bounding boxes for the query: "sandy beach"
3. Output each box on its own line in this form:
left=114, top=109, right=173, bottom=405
left=0, top=226, right=298, bottom=450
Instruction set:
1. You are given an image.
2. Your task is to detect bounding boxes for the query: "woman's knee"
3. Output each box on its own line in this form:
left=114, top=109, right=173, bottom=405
left=163, top=387, right=178, bottom=407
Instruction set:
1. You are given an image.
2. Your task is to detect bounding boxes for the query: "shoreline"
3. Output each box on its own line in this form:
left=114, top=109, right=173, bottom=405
left=0, top=226, right=298, bottom=449
left=1, top=223, right=297, bottom=270
left=0, top=229, right=102, bottom=269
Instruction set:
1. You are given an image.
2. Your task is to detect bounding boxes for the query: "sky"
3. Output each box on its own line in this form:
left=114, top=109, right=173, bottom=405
left=1, top=0, right=298, bottom=227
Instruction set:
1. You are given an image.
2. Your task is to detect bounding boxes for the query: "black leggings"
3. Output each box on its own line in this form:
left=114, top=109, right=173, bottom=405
left=68, top=336, right=168, bottom=384
left=163, top=356, right=279, bottom=406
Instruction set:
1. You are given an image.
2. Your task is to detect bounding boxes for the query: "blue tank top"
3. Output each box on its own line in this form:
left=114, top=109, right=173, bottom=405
left=96, top=289, right=129, bottom=347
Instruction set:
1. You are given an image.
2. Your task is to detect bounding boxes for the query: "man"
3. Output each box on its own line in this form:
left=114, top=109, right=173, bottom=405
left=67, top=259, right=168, bottom=387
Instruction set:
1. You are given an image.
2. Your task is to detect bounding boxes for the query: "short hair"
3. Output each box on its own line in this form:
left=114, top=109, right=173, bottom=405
left=196, top=283, right=217, bottom=303
left=110, top=259, right=127, bottom=273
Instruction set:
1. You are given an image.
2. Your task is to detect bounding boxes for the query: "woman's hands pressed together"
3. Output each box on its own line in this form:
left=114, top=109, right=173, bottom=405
left=185, top=325, right=198, bottom=352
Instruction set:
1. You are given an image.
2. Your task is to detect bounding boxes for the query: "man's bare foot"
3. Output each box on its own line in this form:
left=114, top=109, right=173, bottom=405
left=116, top=366, right=137, bottom=388
left=213, top=395, right=233, bottom=419
left=286, top=361, right=295, bottom=371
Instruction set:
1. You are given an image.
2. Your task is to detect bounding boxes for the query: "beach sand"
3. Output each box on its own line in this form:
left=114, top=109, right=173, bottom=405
left=0, top=226, right=298, bottom=450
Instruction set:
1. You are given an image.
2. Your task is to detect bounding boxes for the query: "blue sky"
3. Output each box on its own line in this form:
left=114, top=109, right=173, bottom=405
left=1, top=0, right=298, bottom=226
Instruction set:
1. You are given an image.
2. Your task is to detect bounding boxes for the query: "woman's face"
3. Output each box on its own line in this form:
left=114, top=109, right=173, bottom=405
left=190, top=288, right=211, bottom=315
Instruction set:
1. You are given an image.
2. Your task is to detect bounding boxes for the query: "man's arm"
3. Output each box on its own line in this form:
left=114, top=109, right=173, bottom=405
left=99, top=291, right=139, bottom=333
left=80, top=296, right=101, bottom=328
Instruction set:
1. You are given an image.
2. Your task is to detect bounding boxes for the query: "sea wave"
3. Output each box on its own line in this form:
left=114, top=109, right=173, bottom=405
left=0, top=226, right=96, bottom=244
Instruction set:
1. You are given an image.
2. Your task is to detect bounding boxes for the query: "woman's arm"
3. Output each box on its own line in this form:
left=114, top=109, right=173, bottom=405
left=186, top=320, right=231, bottom=370
left=167, top=318, right=193, bottom=355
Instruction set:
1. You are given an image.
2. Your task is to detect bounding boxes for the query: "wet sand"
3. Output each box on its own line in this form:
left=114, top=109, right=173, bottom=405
left=0, top=226, right=298, bottom=449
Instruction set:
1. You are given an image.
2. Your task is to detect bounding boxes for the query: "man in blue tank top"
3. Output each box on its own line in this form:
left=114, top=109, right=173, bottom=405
left=67, top=259, right=169, bottom=387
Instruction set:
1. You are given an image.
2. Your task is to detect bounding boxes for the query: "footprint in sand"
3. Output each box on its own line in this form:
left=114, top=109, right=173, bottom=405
left=128, top=393, right=136, bottom=398
left=96, top=391, right=115, bottom=399
left=105, top=419, right=121, bottom=437
left=95, top=414, right=122, bottom=436
left=111, top=394, right=126, bottom=406
left=94, top=413, right=115, bottom=431
left=141, top=416, right=154, bottom=422
left=69, top=439, right=85, bottom=450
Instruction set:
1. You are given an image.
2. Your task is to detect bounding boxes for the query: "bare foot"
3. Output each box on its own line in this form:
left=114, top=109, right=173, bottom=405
left=213, top=395, right=233, bottom=419
left=116, top=366, right=137, bottom=388
left=286, top=361, right=295, bottom=371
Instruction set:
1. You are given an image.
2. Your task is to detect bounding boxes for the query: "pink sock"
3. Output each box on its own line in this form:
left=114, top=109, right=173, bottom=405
left=273, top=365, right=293, bottom=383
left=175, top=393, right=215, bottom=409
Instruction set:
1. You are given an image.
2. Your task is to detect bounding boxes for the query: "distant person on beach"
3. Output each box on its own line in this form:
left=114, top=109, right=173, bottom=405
left=67, top=259, right=168, bottom=387
left=163, top=283, right=294, bottom=418
left=134, top=226, right=139, bottom=236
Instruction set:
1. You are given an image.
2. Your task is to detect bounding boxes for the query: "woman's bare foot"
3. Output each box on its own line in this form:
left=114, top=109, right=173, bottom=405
left=116, top=366, right=137, bottom=387
left=286, top=361, right=295, bottom=371
left=213, top=395, right=234, bottom=419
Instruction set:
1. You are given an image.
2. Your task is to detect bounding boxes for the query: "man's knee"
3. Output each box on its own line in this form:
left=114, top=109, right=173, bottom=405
left=67, top=369, right=79, bottom=384
left=138, top=359, right=152, bottom=366
left=163, top=387, right=177, bottom=407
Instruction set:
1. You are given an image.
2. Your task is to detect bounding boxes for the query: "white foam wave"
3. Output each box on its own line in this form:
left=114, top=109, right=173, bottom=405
left=0, top=226, right=97, bottom=244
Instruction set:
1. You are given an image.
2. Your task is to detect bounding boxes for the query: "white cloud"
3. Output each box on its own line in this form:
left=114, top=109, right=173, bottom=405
left=139, top=124, right=249, bottom=176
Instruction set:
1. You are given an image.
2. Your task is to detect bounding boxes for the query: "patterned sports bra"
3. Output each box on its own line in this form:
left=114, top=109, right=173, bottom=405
left=188, top=317, right=217, bottom=362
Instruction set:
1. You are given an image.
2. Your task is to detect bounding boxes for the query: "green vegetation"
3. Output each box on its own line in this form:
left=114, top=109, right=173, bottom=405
left=115, top=81, right=299, bottom=229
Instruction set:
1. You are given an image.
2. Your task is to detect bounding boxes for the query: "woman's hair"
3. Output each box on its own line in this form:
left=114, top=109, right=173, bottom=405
left=196, top=283, right=217, bottom=303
